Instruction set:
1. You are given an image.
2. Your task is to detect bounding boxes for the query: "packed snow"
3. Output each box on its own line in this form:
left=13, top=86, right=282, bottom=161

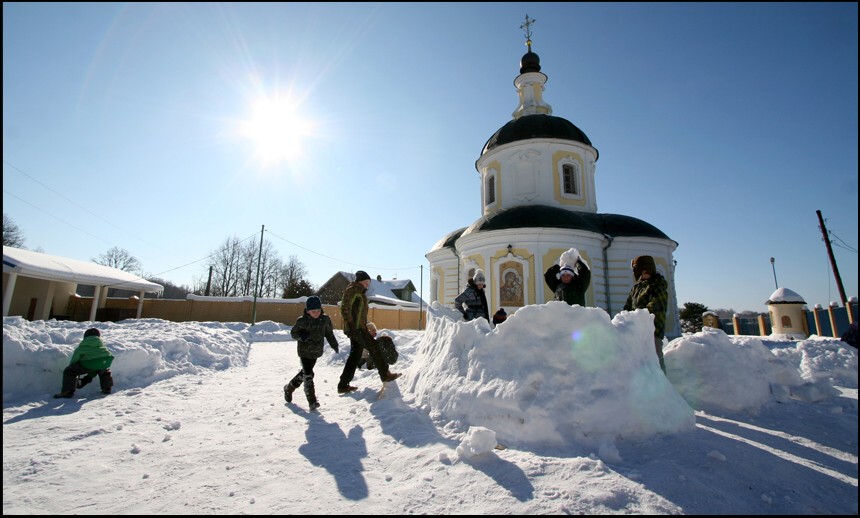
left=3, top=303, right=857, bottom=514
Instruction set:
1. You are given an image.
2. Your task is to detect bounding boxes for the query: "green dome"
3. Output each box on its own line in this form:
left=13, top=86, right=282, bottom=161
left=482, top=114, right=598, bottom=159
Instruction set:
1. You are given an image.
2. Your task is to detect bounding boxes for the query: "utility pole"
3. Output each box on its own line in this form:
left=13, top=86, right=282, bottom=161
left=816, top=210, right=847, bottom=306
left=419, top=264, right=424, bottom=331
left=205, top=265, right=213, bottom=296
left=769, top=257, right=778, bottom=290
left=251, top=225, right=265, bottom=324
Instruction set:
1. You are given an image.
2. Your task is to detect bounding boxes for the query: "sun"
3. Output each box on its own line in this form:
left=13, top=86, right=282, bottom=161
left=239, top=94, right=312, bottom=167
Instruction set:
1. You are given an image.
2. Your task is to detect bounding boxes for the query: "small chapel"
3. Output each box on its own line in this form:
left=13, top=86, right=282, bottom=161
left=426, top=18, right=681, bottom=338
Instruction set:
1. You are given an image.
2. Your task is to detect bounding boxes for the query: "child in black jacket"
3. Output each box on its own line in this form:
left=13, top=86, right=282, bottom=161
left=285, top=296, right=339, bottom=409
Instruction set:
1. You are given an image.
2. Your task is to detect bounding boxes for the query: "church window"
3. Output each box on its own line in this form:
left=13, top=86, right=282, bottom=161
left=781, top=315, right=792, bottom=328
left=485, top=172, right=496, bottom=206
left=562, top=164, right=578, bottom=195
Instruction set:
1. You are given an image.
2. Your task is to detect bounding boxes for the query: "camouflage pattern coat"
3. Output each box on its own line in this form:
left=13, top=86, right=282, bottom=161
left=623, top=272, right=669, bottom=339
left=290, top=310, right=339, bottom=359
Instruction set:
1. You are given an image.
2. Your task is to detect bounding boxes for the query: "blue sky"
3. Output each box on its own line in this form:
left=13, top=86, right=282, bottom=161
left=3, top=2, right=857, bottom=313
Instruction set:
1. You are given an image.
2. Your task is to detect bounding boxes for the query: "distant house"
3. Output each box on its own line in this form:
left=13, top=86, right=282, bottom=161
left=316, top=271, right=425, bottom=307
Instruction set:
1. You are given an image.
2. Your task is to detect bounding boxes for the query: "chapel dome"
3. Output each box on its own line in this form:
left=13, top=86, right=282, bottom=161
left=459, top=205, right=674, bottom=242
left=520, top=51, right=541, bottom=73
left=428, top=227, right=467, bottom=253
left=481, top=114, right=598, bottom=159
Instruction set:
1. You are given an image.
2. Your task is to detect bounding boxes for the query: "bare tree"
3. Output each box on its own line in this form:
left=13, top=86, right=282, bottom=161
left=200, top=237, right=315, bottom=298
left=208, top=236, right=245, bottom=297
left=239, top=237, right=261, bottom=296
left=93, top=246, right=142, bottom=274
left=3, top=213, right=26, bottom=248
left=257, top=250, right=284, bottom=298
left=282, top=255, right=314, bottom=298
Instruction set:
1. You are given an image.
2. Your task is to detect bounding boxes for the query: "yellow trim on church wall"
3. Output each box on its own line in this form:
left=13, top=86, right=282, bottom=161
left=551, top=150, right=587, bottom=207
left=484, top=160, right=502, bottom=208
left=490, top=247, right=535, bottom=308
left=463, top=256, right=486, bottom=277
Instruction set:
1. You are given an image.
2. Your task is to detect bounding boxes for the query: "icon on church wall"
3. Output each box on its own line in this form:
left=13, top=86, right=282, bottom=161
left=499, top=263, right=524, bottom=307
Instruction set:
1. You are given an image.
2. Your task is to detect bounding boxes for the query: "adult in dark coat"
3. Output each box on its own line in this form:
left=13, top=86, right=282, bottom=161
left=454, top=269, right=489, bottom=322
left=337, top=271, right=400, bottom=394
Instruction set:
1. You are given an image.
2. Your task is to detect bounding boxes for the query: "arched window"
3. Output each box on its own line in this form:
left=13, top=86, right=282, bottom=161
left=486, top=175, right=496, bottom=205
left=562, top=163, right=578, bottom=195
left=781, top=315, right=792, bottom=328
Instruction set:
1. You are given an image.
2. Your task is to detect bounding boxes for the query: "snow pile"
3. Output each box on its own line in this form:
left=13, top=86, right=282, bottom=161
left=2, top=316, right=249, bottom=401
left=456, top=426, right=498, bottom=459
left=665, top=328, right=857, bottom=411
left=407, top=302, right=696, bottom=449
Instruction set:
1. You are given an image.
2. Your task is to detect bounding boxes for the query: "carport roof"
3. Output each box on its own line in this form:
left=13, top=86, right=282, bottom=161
left=3, top=246, right=163, bottom=294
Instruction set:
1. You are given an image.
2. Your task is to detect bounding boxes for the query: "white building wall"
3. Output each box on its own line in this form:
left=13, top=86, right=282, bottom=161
left=476, top=140, right=599, bottom=217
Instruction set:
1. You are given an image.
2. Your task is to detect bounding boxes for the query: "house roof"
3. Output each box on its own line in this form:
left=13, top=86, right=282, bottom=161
left=383, top=279, right=414, bottom=291
left=323, top=271, right=424, bottom=307
left=3, top=246, right=164, bottom=294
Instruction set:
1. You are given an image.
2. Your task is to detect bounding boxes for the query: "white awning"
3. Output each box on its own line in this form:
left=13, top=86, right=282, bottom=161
left=3, top=246, right=163, bottom=294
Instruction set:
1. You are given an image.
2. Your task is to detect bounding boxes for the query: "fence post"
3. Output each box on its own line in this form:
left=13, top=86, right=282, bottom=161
left=827, top=302, right=840, bottom=338
left=812, top=305, right=823, bottom=336
left=731, top=314, right=740, bottom=335
left=757, top=315, right=767, bottom=336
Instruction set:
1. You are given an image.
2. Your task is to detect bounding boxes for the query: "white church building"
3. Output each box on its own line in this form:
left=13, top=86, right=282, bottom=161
left=426, top=31, right=681, bottom=338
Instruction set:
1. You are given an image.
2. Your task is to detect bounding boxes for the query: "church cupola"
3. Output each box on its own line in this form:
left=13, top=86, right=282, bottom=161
left=513, top=15, right=552, bottom=119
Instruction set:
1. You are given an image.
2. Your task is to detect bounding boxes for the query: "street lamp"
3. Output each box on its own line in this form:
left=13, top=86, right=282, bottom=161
left=770, top=257, right=778, bottom=290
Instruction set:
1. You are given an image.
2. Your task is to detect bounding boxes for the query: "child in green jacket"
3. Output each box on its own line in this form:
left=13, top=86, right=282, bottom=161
left=54, top=328, right=114, bottom=398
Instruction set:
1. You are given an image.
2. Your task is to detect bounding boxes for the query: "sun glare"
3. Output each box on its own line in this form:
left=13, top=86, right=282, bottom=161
left=240, top=95, right=312, bottom=167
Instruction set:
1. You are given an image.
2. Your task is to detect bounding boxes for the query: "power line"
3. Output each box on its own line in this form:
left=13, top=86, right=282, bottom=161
left=828, top=231, right=857, bottom=254
left=4, top=158, right=422, bottom=282
left=3, top=190, right=113, bottom=245
left=265, top=228, right=420, bottom=272
left=4, top=159, right=167, bottom=254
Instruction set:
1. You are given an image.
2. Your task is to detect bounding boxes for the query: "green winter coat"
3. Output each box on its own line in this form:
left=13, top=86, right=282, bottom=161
left=69, top=335, right=114, bottom=371
left=340, top=281, right=369, bottom=337
left=290, top=310, right=339, bottom=358
left=623, top=272, right=669, bottom=339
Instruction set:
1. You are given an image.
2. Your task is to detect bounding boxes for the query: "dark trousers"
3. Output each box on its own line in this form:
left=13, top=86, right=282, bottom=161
left=654, top=336, right=667, bottom=375
left=61, top=362, right=113, bottom=393
left=287, top=357, right=318, bottom=403
left=339, top=330, right=389, bottom=389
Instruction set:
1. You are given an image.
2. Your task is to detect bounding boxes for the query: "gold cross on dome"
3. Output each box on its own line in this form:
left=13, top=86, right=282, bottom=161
left=520, top=14, right=536, bottom=50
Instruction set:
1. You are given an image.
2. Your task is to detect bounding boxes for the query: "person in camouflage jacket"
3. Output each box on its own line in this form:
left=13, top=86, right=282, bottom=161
left=623, top=255, right=669, bottom=374
left=337, top=271, right=399, bottom=394
left=285, top=296, right=339, bottom=409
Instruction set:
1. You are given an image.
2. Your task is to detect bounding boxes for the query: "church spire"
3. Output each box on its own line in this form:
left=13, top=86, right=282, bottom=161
left=513, top=15, right=552, bottom=119
left=521, top=14, right=535, bottom=53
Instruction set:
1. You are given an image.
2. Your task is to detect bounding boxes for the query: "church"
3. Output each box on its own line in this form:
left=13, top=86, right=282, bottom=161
left=426, top=21, right=681, bottom=338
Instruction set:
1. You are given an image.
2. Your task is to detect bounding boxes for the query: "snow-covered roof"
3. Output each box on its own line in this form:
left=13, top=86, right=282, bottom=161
left=382, top=279, right=413, bottom=290
left=765, top=287, right=805, bottom=305
left=338, top=271, right=425, bottom=306
left=3, top=246, right=163, bottom=294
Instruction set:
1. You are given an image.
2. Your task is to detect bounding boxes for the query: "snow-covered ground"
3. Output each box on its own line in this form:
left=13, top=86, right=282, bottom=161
left=3, top=302, right=857, bottom=514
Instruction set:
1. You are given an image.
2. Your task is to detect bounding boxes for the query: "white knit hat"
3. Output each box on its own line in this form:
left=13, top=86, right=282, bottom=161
left=473, top=269, right=486, bottom=284
left=557, top=264, right=576, bottom=279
